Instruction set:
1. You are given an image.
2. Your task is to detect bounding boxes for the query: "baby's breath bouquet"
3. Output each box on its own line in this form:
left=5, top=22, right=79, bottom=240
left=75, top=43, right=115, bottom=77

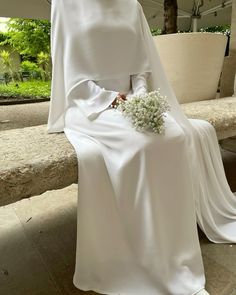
left=116, top=90, right=170, bottom=134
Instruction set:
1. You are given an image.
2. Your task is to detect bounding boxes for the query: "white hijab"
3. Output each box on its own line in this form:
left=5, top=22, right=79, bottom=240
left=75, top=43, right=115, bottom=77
left=47, top=0, right=189, bottom=133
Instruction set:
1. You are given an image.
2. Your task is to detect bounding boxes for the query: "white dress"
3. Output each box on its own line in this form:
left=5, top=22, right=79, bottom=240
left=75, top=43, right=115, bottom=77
left=64, top=73, right=207, bottom=295
left=48, top=1, right=236, bottom=293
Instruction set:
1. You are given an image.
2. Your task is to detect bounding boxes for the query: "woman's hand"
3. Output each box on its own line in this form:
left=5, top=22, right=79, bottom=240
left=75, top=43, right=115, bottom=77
left=111, top=93, right=127, bottom=108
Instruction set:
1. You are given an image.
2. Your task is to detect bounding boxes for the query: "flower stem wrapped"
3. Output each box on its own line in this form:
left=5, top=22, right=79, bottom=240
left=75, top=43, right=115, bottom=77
left=116, top=90, right=170, bottom=134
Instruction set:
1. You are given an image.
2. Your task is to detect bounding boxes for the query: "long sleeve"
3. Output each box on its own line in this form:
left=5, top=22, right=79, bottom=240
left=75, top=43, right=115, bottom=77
left=71, top=80, right=119, bottom=119
left=130, top=72, right=150, bottom=96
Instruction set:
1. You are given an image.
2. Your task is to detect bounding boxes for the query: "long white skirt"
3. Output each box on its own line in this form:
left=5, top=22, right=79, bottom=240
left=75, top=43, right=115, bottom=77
left=189, top=119, right=236, bottom=243
left=64, top=106, right=206, bottom=295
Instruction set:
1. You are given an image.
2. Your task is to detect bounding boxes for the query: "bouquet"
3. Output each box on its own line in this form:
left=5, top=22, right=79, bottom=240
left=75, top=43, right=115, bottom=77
left=114, top=90, right=170, bottom=134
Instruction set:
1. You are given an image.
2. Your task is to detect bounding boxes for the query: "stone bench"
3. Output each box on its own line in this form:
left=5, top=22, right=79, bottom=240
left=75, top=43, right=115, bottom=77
left=1, top=95, right=236, bottom=206
left=182, top=96, right=236, bottom=139
left=0, top=126, right=78, bottom=206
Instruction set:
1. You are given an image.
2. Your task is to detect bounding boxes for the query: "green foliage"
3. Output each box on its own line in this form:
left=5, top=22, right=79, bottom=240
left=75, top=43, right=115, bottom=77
left=37, top=51, right=51, bottom=81
left=151, top=28, right=162, bottom=36
left=0, top=80, right=51, bottom=98
left=200, top=25, right=230, bottom=35
left=0, top=50, right=12, bottom=71
left=0, top=32, right=9, bottom=44
left=20, top=60, right=41, bottom=80
left=20, top=60, right=39, bottom=72
left=0, top=50, right=15, bottom=82
left=6, top=18, right=51, bottom=58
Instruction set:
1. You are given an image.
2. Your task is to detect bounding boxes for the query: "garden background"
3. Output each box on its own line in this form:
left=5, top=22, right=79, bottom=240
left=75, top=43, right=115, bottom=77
left=0, top=18, right=51, bottom=102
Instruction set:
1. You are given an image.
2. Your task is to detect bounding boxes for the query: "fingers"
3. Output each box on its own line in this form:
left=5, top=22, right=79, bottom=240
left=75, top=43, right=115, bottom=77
left=118, top=93, right=127, bottom=101
left=110, top=93, right=127, bottom=109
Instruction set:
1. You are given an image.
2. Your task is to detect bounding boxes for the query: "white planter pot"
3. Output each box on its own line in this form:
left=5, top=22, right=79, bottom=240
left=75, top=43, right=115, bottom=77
left=153, top=32, right=227, bottom=103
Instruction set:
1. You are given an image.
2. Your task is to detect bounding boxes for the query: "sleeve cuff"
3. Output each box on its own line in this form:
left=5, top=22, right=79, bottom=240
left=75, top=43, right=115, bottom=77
left=80, top=90, right=119, bottom=119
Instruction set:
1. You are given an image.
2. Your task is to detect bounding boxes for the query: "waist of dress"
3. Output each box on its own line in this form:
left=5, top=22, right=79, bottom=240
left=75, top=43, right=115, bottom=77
left=96, top=76, right=131, bottom=94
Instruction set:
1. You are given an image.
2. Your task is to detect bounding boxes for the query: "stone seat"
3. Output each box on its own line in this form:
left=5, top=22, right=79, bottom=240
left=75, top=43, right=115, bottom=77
left=0, top=125, right=77, bottom=206
left=181, top=96, right=236, bottom=140
left=1, top=95, right=236, bottom=206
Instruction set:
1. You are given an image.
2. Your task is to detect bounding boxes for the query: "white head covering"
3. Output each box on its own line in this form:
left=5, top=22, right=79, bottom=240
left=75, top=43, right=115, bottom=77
left=47, top=0, right=189, bottom=133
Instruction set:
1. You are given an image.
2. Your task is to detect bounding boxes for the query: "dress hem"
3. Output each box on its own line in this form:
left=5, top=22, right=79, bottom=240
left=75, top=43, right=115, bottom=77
left=73, top=280, right=205, bottom=295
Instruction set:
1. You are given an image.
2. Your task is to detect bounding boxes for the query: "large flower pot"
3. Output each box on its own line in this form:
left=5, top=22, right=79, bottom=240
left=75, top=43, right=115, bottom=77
left=153, top=33, right=227, bottom=103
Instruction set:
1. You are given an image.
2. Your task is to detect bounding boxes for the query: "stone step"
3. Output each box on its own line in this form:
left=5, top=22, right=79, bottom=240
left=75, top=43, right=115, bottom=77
left=0, top=125, right=78, bottom=206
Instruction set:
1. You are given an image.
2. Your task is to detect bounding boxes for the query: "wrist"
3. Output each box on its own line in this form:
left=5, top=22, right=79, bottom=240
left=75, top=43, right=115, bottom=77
left=110, top=95, right=126, bottom=109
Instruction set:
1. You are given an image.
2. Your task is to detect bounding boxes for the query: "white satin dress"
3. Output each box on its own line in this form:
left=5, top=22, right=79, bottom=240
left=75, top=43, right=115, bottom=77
left=64, top=73, right=208, bottom=295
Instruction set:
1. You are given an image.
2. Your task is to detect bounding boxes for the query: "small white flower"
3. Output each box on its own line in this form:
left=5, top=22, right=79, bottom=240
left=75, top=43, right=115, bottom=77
left=117, top=90, right=170, bottom=134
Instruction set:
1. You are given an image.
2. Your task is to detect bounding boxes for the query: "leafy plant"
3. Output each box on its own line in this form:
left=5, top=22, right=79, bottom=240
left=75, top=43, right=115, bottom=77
left=200, top=25, right=230, bottom=35
left=0, top=80, right=51, bottom=98
left=0, top=50, right=14, bottom=83
left=37, top=51, right=51, bottom=81
left=20, top=60, right=41, bottom=80
left=20, top=60, right=39, bottom=72
left=0, top=32, right=9, bottom=44
left=151, top=28, right=162, bottom=36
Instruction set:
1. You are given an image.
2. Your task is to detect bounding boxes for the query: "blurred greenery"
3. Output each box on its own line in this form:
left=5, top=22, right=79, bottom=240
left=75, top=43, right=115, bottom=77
left=151, top=28, right=162, bottom=36
left=37, top=51, right=51, bottom=81
left=0, top=50, right=14, bottom=75
left=0, top=18, right=51, bottom=82
left=20, top=60, right=39, bottom=73
left=0, top=18, right=50, bottom=58
left=0, top=80, right=51, bottom=98
left=151, top=25, right=231, bottom=36
left=0, top=32, right=8, bottom=43
left=20, top=60, right=42, bottom=80
left=200, top=25, right=230, bottom=35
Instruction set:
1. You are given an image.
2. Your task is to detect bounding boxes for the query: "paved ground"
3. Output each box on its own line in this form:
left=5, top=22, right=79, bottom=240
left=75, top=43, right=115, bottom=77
left=0, top=101, right=49, bottom=131
left=0, top=185, right=236, bottom=295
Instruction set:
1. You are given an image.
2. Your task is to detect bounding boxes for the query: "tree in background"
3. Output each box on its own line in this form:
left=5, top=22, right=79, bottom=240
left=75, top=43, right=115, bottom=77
left=6, top=18, right=50, bottom=59
left=162, top=0, right=178, bottom=34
